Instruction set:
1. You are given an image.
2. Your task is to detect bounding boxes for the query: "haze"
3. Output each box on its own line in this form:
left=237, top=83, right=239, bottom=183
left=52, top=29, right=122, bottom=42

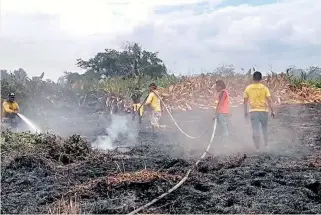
left=0, top=0, right=320, bottom=81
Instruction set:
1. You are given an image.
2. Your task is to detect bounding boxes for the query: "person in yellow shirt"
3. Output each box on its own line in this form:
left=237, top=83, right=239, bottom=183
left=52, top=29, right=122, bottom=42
left=244, top=72, right=275, bottom=152
left=2, top=93, right=20, bottom=130
left=145, top=83, right=161, bottom=130
left=131, top=87, right=144, bottom=124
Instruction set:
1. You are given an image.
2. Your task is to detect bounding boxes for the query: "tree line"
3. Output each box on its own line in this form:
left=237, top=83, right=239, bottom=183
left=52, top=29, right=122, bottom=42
left=1, top=41, right=321, bottom=100
left=60, top=42, right=168, bottom=86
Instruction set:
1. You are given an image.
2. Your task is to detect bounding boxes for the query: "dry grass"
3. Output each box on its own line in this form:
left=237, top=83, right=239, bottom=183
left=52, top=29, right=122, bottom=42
left=309, top=155, right=321, bottom=168
left=107, top=169, right=182, bottom=186
left=47, top=170, right=182, bottom=214
left=157, top=73, right=321, bottom=111
left=65, top=169, right=182, bottom=197
left=48, top=196, right=83, bottom=214
left=71, top=73, right=321, bottom=112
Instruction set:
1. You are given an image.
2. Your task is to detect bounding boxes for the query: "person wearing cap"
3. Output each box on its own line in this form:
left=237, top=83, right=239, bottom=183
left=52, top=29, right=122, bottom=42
left=213, top=80, right=230, bottom=145
left=2, top=93, right=20, bottom=130
left=244, top=71, right=275, bottom=152
left=131, top=87, right=144, bottom=123
left=145, top=83, right=162, bottom=130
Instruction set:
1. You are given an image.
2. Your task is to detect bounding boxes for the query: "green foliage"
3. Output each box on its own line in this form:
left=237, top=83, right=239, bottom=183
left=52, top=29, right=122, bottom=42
left=285, top=66, right=321, bottom=88
left=0, top=131, right=45, bottom=153
left=61, top=72, right=82, bottom=86
left=76, top=42, right=167, bottom=79
left=289, top=78, right=321, bottom=89
left=0, top=69, right=79, bottom=115
left=96, top=74, right=178, bottom=98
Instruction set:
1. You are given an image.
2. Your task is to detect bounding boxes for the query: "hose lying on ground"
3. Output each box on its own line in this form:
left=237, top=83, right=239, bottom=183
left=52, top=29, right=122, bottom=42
left=152, top=90, right=206, bottom=139
left=127, top=119, right=217, bottom=215
left=133, top=90, right=207, bottom=139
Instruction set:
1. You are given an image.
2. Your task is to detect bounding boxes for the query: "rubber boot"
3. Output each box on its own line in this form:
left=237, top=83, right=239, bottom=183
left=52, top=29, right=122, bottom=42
left=139, top=116, right=142, bottom=124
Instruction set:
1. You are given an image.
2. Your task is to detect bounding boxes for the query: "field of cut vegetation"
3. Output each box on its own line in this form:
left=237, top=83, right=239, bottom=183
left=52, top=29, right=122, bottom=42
left=1, top=43, right=321, bottom=214
left=1, top=71, right=321, bottom=214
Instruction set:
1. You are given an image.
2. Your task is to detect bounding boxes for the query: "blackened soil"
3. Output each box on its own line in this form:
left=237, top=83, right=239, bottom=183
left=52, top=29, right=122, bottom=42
left=1, top=104, right=320, bottom=214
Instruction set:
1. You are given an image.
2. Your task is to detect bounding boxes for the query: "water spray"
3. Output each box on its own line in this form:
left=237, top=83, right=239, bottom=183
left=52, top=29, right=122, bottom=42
left=17, top=113, right=41, bottom=133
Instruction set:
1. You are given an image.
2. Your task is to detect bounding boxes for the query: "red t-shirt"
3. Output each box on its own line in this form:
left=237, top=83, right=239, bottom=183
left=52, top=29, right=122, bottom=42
left=215, top=89, right=230, bottom=114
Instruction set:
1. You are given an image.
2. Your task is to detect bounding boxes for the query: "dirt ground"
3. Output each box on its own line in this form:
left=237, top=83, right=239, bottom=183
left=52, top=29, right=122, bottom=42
left=1, top=103, right=320, bottom=214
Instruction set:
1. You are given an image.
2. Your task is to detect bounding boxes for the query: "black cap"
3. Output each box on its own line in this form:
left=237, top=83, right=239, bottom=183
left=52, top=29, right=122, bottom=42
left=9, top=93, right=15, bottom=97
left=149, top=83, right=157, bottom=87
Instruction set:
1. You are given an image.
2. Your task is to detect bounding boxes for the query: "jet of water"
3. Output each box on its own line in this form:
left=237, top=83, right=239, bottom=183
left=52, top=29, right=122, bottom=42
left=17, top=113, right=41, bottom=133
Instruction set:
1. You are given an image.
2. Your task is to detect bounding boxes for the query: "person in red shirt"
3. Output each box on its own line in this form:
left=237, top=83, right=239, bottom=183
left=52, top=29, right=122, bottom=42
left=213, top=80, right=230, bottom=144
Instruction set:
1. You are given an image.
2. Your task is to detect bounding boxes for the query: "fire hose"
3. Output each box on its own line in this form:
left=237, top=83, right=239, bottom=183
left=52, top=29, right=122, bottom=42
left=127, top=90, right=218, bottom=214
left=133, top=90, right=207, bottom=139
left=127, top=119, right=217, bottom=215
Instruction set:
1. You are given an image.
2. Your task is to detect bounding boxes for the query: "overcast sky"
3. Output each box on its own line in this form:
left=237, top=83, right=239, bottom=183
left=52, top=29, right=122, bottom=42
left=1, top=0, right=320, bottom=81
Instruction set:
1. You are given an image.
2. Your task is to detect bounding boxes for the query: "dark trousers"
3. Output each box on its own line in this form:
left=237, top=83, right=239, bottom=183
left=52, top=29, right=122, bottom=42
left=2, top=113, right=19, bottom=130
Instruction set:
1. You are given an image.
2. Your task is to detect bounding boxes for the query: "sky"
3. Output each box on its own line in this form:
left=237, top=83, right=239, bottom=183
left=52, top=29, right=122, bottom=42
left=0, top=0, right=320, bottom=81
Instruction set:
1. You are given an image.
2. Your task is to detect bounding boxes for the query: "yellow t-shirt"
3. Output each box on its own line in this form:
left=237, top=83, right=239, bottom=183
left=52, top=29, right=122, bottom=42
left=145, top=91, right=161, bottom=112
left=2, top=100, right=20, bottom=118
left=244, top=83, right=271, bottom=112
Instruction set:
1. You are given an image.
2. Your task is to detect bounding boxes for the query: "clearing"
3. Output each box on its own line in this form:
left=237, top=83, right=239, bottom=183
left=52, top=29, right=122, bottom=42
left=1, top=103, right=321, bottom=214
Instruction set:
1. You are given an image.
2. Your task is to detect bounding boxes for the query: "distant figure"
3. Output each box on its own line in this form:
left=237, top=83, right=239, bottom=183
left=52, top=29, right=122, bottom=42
left=145, top=83, right=162, bottom=131
left=2, top=93, right=20, bottom=131
left=214, top=80, right=230, bottom=145
left=131, top=87, right=144, bottom=124
left=243, top=71, right=275, bottom=152
left=105, top=93, right=125, bottom=115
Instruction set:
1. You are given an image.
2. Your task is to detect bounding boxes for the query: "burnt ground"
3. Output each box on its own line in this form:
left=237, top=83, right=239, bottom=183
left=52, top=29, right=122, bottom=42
left=1, top=104, right=321, bottom=214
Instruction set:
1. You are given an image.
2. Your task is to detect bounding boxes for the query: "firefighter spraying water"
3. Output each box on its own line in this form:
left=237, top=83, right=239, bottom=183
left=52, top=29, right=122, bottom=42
left=2, top=93, right=20, bottom=131
left=1, top=93, right=41, bottom=133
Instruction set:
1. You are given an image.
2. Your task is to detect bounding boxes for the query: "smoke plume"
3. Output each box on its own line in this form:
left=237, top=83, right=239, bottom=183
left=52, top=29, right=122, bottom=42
left=92, top=114, right=138, bottom=150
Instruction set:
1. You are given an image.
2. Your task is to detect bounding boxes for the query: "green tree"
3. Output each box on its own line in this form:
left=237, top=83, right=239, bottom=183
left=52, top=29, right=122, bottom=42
left=63, top=71, right=82, bottom=85
left=76, top=42, right=167, bottom=79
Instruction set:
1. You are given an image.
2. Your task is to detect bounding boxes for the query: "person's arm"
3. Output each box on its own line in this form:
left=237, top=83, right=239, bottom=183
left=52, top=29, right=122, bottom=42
left=244, top=98, right=248, bottom=115
left=243, top=88, right=249, bottom=116
left=3, top=102, right=14, bottom=113
left=145, top=93, right=153, bottom=105
left=265, top=88, right=275, bottom=116
left=266, top=97, right=274, bottom=112
left=15, top=103, right=20, bottom=113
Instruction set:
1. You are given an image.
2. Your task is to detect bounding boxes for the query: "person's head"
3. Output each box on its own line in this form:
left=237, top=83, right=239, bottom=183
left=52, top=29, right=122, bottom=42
left=215, top=80, right=226, bottom=92
left=253, top=71, right=262, bottom=82
left=8, top=93, right=15, bottom=102
left=149, top=83, right=157, bottom=91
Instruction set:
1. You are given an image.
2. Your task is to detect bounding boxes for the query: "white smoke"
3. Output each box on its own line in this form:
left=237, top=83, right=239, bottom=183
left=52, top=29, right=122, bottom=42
left=92, top=114, right=138, bottom=150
